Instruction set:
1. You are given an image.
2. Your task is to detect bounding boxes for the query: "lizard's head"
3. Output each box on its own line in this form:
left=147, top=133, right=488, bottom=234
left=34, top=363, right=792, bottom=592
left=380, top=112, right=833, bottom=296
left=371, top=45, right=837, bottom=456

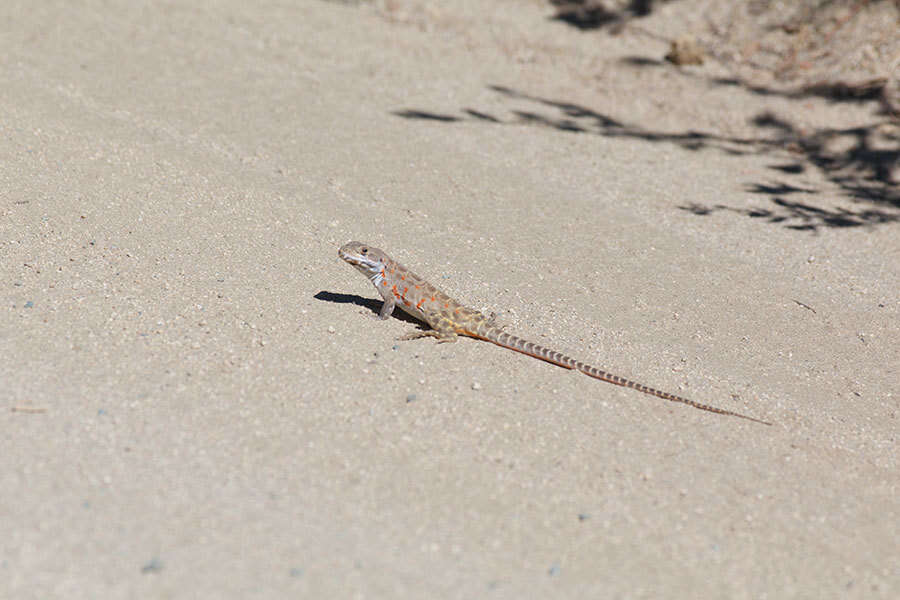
left=339, top=241, right=388, bottom=276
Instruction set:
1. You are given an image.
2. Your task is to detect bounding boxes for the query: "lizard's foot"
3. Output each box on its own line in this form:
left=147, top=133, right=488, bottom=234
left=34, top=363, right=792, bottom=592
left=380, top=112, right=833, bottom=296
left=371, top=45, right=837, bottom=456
left=399, top=329, right=458, bottom=343
left=398, top=330, right=433, bottom=341
left=486, top=311, right=506, bottom=329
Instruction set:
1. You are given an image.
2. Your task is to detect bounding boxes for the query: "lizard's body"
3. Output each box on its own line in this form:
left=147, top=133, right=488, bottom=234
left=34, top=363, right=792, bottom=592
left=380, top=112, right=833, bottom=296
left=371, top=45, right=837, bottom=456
left=339, top=241, right=771, bottom=425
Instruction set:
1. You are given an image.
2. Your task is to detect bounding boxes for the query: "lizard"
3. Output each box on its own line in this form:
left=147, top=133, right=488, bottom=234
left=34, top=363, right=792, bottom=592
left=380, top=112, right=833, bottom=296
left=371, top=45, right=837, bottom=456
left=338, top=241, right=771, bottom=425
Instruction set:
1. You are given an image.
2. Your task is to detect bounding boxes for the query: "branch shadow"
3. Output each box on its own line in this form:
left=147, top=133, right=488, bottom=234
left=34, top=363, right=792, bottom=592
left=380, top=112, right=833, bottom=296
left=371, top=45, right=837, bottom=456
left=621, top=58, right=894, bottom=109
left=679, top=197, right=897, bottom=230
left=393, top=83, right=899, bottom=231
left=549, top=0, right=666, bottom=30
left=710, top=75, right=891, bottom=106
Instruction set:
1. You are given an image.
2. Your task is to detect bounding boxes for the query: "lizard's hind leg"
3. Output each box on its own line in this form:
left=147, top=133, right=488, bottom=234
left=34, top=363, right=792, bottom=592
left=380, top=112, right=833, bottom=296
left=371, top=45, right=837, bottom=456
left=486, top=311, right=507, bottom=330
left=399, top=317, right=458, bottom=343
left=399, top=329, right=459, bottom=343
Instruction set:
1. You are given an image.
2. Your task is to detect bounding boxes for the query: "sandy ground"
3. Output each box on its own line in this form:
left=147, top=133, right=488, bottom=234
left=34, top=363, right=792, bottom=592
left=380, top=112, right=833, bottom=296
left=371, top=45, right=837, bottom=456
left=2, top=1, right=898, bottom=598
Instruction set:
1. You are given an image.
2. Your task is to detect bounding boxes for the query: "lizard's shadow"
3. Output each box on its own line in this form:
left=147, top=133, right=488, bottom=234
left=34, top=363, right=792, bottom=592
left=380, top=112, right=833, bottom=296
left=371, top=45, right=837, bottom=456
left=314, top=291, right=425, bottom=326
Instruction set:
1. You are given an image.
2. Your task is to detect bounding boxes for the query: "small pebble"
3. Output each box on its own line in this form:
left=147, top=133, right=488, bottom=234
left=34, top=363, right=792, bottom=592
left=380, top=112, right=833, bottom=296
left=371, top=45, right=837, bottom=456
left=327, top=326, right=335, bottom=334
left=665, top=35, right=704, bottom=65
left=406, top=394, right=417, bottom=403
left=471, top=382, right=482, bottom=391
left=141, top=557, right=163, bottom=574
left=24, top=301, right=34, bottom=308
left=578, top=513, right=590, bottom=522
left=548, top=565, right=561, bottom=576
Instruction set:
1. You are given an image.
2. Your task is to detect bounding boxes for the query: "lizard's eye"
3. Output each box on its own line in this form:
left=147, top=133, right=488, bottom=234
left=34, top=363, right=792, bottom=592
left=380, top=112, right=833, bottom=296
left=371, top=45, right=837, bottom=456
left=360, top=247, right=368, bottom=254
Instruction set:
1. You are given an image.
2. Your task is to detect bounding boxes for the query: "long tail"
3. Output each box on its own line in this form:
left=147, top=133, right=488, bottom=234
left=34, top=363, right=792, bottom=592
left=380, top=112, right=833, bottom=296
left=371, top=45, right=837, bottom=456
left=473, top=328, right=772, bottom=425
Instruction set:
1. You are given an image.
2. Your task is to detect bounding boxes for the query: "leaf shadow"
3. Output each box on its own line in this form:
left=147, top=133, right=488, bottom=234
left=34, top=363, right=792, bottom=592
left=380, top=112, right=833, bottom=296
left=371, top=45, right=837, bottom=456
left=393, top=83, right=899, bottom=231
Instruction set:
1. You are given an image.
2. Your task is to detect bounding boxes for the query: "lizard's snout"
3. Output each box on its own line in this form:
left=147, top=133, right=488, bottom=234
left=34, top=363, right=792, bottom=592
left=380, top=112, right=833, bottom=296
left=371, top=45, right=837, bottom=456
left=338, top=249, right=363, bottom=268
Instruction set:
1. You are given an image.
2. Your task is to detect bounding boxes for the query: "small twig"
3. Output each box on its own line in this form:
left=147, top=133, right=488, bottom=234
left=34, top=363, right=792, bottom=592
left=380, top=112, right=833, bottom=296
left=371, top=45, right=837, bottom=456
left=792, top=299, right=817, bottom=314
left=11, top=406, right=48, bottom=414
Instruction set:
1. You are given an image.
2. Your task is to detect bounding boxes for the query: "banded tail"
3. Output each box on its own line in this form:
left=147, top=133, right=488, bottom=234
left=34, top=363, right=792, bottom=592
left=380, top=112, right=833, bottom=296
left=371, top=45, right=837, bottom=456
left=473, top=328, right=771, bottom=425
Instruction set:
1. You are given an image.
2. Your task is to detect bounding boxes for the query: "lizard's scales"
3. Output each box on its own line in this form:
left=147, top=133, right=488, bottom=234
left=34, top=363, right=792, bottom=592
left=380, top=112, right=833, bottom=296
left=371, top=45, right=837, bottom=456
left=339, top=241, right=771, bottom=425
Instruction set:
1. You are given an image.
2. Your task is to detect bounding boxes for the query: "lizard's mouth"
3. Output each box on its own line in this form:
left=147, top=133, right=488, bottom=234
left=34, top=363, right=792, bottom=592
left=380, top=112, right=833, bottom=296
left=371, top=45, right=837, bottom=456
left=338, top=249, right=358, bottom=264
left=339, top=250, right=375, bottom=271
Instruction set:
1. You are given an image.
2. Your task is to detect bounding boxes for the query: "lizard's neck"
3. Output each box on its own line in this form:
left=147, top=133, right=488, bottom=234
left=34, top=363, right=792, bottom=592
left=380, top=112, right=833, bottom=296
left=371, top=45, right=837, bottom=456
left=367, top=257, right=398, bottom=288
left=369, top=269, right=385, bottom=287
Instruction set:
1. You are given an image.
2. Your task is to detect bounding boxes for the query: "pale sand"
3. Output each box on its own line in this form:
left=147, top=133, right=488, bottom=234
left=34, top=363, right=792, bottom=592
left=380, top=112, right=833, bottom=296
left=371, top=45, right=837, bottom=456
left=2, top=1, right=898, bottom=598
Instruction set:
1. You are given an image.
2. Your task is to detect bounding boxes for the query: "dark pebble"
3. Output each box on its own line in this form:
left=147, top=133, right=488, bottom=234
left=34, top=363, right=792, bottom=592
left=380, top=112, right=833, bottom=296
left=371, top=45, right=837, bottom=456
left=141, top=557, right=163, bottom=574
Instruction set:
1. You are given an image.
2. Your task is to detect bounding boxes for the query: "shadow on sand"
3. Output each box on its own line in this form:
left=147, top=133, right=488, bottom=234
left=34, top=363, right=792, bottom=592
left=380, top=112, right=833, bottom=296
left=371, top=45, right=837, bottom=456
left=394, top=82, right=899, bottom=232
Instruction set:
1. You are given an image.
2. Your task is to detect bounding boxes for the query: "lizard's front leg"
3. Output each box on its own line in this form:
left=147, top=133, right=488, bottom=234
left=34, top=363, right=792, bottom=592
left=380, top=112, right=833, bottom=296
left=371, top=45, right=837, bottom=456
left=378, top=296, right=396, bottom=320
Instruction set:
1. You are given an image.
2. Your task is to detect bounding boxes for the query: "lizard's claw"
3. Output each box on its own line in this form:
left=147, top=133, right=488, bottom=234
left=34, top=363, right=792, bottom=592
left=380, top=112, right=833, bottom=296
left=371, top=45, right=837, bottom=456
left=486, top=311, right=507, bottom=330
